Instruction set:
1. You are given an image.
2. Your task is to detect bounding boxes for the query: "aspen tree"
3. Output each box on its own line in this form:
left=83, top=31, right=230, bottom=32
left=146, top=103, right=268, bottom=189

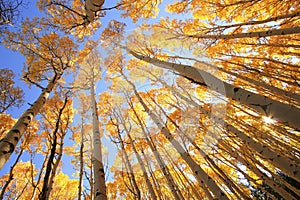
left=163, top=74, right=300, bottom=182
left=116, top=113, right=158, bottom=200
left=149, top=93, right=251, bottom=200
left=39, top=94, right=71, bottom=200
left=78, top=116, right=84, bottom=200
left=109, top=115, right=142, bottom=200
left=0, top=74, right=60, bottom=170
left=142, top=68, right=300, bottom=187
left=125, top=93, right=185, bottom=200
left=121, top=73, right=230, bottom=200
left=0, top=18, right=78, bottom=169
left=90, top=79, right=107, bottom=200
left=189, top=27, right=300, bottom=39
left=125, top=48, right=300, bottom=130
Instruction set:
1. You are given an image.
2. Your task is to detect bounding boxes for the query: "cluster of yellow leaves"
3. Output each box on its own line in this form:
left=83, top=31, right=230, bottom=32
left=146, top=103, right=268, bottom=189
left=166, top=1, right=189, bottom=14
left=42, top=94, right=74, bottom=128
left=49, top=172, right=78, bottom=199
left=0, top=114, right=16, bottom=139
left=5, top=18, right=78, bottom=83
left=37, top=0, right=101, bottom=40
left=118, top=0, right=162, bottom=22
left=0, top=162, right=38, bottom=200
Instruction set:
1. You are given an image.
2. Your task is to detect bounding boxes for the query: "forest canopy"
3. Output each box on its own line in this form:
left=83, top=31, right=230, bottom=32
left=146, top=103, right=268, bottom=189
left=0, top=0, right=299, bottom=199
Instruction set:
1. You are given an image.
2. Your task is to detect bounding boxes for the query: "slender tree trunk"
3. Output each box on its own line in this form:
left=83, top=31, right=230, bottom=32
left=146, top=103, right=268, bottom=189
left=90, top=83, right=107, bottom=200
left=163, top=148, right=204, bottom=199
left=47, top=120, right=68, bottom=198
left=78, top=117, right=85, bottom=200
left=110, top=117, right=141, bottom=199
left=156, top=73, right=300, bottom=182
left=30, top=151, right=48, bottom=200
left=39, top=95, right=69, bottom=200
left=194, top=59, right=300, bottom=103
left=218, top=57, right=300, bottom=87
left=141, top=151, right=165, bottom=200
left=0, top=74, right=60, bottom=170
left=149, top=94, right=251, bottom=200
left=211, top=11, right=300, bottom=30
left=217, top=146, right=279, bottom=200
left=125, top=94, right=184, bottom=200
left=220, top=141, right=298, bottom=200
left=190, top=26, right=300, bottom=39
left=122, top=74, right=229, bottom=200
left=0, top=148, right=23, bottom=200
left=113, top=108, right=157, bottom=199
left=125, top=48, right=300, bottom=130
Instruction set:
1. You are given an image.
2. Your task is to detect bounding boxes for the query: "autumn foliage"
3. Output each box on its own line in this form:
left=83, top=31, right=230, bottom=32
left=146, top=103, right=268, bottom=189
left=0, top=0, right=299, bottom=199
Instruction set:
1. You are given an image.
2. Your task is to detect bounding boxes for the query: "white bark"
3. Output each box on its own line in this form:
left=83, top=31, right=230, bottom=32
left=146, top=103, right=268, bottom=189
left=152, top=93, right=251, bottom=200
left=195, top=60, right=300, bottom=103
left=91, top=83, right=107, bottom=200
left=126, top=95, right=184, bottom=200
left=123, top=76, right=229, bottom=200
left=190, top=26, right=300, bottom=39
left=127, top=49, right=300, bottom=130
left=220, top=141, right=298, bottom=200
left=127, top=132, right=157, bottom=200
left=0, top=74, right=60, bottom=170
left=149, top=73, right=300, bottom=183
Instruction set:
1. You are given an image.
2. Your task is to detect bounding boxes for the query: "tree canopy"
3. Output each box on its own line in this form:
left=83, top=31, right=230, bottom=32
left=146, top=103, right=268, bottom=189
left=0, top=0, right=299, bottom=199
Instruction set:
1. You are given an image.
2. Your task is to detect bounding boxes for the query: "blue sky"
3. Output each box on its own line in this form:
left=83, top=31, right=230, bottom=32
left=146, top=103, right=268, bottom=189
left=0, top=0, right=191, bottom=183
left=0, top=0, right=157, bottom=179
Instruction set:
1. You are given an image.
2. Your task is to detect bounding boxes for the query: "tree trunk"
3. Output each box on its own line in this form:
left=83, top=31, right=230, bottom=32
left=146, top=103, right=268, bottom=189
left=85, top=0, right=105, bottom=22
left=113, top=107, right=157, bottom=199
left=39, top=95, right=69, bottom=200
left=126, top=48, right=300, bottom=130
left=149, top=94, right=251, bottom=200
left=0, top=148, right=23, bottom=200
left=210, top=11, right=300, bottom=30
left=122, top=74, right=229, bottom=200
left=125, top=92, right=185, bottom=200
left=110, top=116, right=141, bottom=200
left=90, top=83, right=107, bottom=200
left=195, top=59, right=300, bottom=103
left=220, top=141, right=297, bottom=200
left=78, top=117, right=85, bottom=200
left=0, top=74, right=60, bottom=170
left=190, top=26, right=300, bottom=39
left=157, top=73, right=300, bottom=182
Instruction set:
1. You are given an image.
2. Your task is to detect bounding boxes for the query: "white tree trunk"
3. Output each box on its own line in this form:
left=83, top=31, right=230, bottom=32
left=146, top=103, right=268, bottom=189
left=190, top=26, right=300, bottom=39
left=156, top=75, right=300, bottom=183
left=126, top=96, right=184, bottom=200
left=123, top=75, right=229, bottom=200
left=127, top=49, right=300, bottom=130
left=91, top=83, right=107, bottom=200
left=0, top=74, right=60, bottom=170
